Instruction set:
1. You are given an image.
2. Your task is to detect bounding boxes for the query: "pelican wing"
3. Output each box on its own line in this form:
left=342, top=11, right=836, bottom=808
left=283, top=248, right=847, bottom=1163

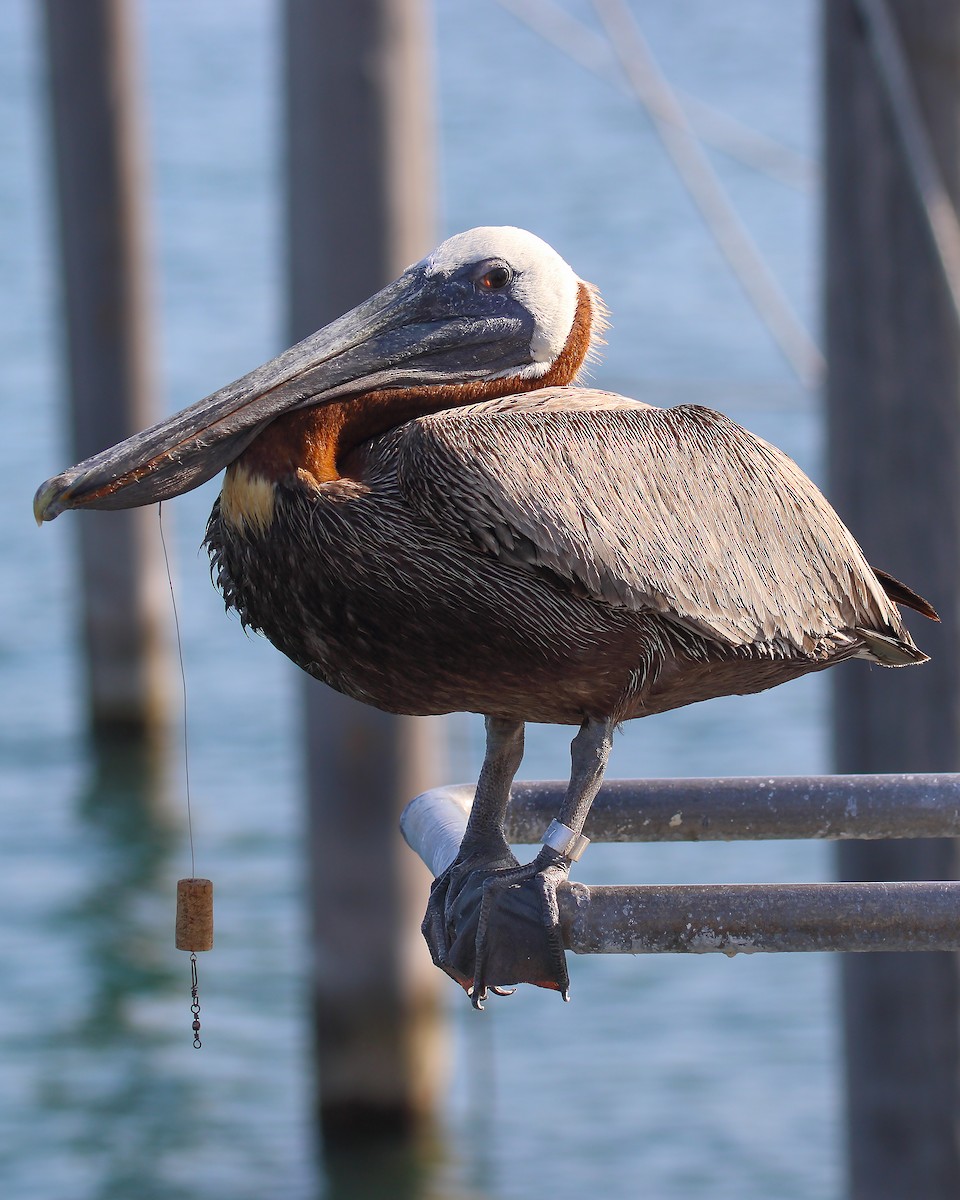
left=397, top=389, right=897, bottom=652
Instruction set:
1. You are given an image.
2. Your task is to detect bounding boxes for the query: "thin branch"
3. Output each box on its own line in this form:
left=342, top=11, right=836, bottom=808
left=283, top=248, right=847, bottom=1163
left=495, top=0, right=817, bottom=191
left=591, top=0, right=825, bottom=389
left=855, top=0, right=960, bottom=334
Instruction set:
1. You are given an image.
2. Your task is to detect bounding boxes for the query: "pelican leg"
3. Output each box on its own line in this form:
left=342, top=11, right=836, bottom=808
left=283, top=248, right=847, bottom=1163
left=468, top=716, right=614, bottom=1006
left=421, top=716, right=525, bottom=990
left=423, top=715, right=615, bottom=1008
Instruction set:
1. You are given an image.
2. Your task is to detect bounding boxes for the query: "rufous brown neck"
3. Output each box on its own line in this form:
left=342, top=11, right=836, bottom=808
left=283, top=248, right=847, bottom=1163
left=235, top=281, right=596, bottom=486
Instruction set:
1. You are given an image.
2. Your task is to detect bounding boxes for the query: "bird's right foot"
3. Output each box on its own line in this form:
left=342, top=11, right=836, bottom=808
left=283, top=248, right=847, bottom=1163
left=421, top=843, right=572, bottom=1007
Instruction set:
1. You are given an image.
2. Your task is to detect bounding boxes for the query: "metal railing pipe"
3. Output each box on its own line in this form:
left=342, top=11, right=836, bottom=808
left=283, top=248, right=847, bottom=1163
left=400, top=779, right=960, bottom=955
left=561, top=881, right=960, bottom=954
left=402, top=776, right=960, bottom=849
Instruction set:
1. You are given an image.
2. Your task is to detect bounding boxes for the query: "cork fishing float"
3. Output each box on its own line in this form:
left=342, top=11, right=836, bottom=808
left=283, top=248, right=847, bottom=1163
left=176, top=876, right=213, bottom=1048
left=160, top=506, right=213, bottom=1049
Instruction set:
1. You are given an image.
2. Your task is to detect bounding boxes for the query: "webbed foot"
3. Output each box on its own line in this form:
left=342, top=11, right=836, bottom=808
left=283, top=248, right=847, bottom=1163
left=421, top=845, right=571, bottom=1008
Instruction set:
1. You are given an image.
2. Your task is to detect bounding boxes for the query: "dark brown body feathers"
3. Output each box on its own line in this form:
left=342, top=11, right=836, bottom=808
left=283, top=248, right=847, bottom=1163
left=205, top=388, right=931, bottom=727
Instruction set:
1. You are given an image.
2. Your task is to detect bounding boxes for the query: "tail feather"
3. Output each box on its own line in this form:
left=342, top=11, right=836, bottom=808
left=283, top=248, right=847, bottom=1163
left=873, top=567, right=940, bottom=621
left=855, top=626, right=929, bottom=667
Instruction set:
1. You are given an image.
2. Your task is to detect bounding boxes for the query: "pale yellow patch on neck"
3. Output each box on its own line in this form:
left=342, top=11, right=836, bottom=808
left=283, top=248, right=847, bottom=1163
left=220, top=464, right=276, bottom=534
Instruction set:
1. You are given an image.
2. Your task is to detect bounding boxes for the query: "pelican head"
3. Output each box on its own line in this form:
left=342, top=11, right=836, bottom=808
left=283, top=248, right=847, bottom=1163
left=34, top=227, right=600, bottom=522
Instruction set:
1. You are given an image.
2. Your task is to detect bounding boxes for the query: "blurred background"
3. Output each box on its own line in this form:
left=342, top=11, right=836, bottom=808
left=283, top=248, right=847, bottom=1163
left=0, top=1, right=923, bottom=1197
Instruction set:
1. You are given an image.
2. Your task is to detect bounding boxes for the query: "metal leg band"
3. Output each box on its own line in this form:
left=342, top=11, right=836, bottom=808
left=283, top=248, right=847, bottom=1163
left=541, top=818, right=590, bottom=862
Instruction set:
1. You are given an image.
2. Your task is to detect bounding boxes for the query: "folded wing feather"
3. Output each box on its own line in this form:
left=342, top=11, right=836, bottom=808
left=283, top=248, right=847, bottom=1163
left=397, top=388, right=905, bottom=656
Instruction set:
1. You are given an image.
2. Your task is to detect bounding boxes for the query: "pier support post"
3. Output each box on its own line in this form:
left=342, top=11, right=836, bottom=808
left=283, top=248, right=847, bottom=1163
left=42, top=0, right=167, bottom=736
left=825, top=2, right=960, bottom=1195
left=283, top=0, right=443, bottom=1141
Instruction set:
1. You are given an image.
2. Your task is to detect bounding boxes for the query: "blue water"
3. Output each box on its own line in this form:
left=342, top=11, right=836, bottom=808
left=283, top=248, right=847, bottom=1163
left=2, top=2, right=842, bottom=1197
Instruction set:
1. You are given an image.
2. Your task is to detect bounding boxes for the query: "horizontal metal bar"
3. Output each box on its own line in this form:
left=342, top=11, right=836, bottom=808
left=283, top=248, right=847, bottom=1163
left=400, top=783, right=960, bottom=955
left=407, top=775, right=960, bottom=846
left=512, top=775, right=960, bottom=841
left=560, top=881, right=960, bottom=954
left=401, top=784, right=475, bottom=879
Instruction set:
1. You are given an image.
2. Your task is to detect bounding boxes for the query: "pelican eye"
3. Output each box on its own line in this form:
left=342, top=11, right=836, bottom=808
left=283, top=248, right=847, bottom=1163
left=478, top=265, right=513, bottom=291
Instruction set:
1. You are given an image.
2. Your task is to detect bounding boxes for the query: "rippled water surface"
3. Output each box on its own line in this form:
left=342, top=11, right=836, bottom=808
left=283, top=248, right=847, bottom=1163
left=2, top=3, right=840, bottom=1197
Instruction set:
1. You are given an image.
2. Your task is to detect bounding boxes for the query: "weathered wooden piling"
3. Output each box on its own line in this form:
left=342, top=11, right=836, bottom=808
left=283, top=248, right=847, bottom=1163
left=41, top=0, right=167, bottom=736
left=825, top=2, right=960, bottom=1196
left=283, top=0, right=444, bottom=1140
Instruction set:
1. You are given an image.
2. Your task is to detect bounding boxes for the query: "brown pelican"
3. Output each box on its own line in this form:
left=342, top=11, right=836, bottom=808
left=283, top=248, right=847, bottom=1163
left=34, top=226, right=937, bottom=1006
